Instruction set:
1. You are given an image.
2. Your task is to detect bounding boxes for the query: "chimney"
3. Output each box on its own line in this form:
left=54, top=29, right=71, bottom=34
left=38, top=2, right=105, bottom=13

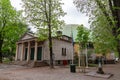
left=56, top=31, right=62, bottom=37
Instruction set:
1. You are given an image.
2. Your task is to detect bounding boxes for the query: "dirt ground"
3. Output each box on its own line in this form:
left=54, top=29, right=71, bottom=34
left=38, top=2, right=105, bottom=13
left=0, top=63, right=120, bottom=80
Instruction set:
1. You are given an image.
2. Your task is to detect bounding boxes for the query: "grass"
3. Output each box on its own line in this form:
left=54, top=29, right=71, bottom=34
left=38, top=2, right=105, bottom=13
left=3, top=58, right=11, bottom=64
left=88, top=63, right=97, bottom=67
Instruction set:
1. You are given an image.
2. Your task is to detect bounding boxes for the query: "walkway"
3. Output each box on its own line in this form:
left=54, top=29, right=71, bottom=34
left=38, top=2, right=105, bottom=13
left=0, top=63, right=120, bottom=80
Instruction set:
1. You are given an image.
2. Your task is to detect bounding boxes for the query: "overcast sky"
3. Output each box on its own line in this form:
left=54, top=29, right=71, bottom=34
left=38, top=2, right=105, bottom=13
left=10, top=0, right=89, bottom=28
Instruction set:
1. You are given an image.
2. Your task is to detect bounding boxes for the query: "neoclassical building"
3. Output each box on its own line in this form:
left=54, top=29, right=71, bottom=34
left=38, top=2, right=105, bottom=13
left=15, top=33, right=73, bottom=66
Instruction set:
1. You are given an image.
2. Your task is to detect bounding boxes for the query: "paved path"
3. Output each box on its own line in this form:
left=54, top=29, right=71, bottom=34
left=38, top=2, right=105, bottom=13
left=0, top=63, right=120, bottom=80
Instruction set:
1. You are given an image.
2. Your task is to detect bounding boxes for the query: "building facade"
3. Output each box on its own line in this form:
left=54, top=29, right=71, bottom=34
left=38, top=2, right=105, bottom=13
left=15, top=33, right=73, bottom=65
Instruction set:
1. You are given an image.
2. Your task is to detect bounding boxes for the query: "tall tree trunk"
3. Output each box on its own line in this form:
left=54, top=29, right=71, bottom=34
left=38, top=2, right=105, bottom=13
left=0, top=39, right=3, bottom=63
left=48, top=23, right=54, bottom=68
left=115, top=0, right=120, bottom=58
left=48, top=0, right=54, bottom=68
left=110, top=0, right=120, bottom=58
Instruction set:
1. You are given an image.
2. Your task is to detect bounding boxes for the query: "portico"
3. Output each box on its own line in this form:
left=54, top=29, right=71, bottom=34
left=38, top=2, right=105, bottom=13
left=15, top=33, right=43, bottom=62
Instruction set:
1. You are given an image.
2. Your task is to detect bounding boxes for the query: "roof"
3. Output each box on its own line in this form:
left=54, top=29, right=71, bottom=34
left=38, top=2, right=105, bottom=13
left=19, top=32, right=36, bottom=39
left=17, top=32, right=72, bottom=43
left=53, top=35, right=72, bottom=43
left=18, top=32, right=37, bottom=43
left=62, top=24, right=79, bottom=41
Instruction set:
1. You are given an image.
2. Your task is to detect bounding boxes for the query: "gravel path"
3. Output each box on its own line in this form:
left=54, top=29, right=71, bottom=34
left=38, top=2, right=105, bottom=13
left=0, top=63, right=119, bottom=80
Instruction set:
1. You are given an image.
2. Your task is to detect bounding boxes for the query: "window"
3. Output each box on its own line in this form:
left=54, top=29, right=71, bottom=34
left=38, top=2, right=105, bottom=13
left=57, top=60, right=61, bottom=64
left=62, top=48, right=66, bottom=56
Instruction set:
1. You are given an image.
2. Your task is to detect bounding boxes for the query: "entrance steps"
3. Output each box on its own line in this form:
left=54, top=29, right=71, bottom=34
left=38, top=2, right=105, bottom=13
left=14, top=61, right=49, bottom=68
left=33, top=61, right=49, bottom=67
left=14, top=61, right=28, bottom=66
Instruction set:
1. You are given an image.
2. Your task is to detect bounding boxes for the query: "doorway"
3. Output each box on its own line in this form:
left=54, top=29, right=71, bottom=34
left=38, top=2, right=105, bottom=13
left=25, top=48, right=28, bottom=60
left=30, top=48, right=34, bottom=60
left=37, top=47, right=42, bottom=60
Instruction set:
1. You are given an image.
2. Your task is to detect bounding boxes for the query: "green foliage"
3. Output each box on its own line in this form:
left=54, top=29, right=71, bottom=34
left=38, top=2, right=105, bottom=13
left=91, top=14, right=117, bottom=54
left=0, top=0, right=27, bottom=58
left=0, top=0, right=16, bottom=33
left=22, top=0, right=66, bottom=37
left=3, top=58, right=11, bottom=64
left=88, top=63, right=97, bottom=67
left=76, top=24, right=90, bottom=48
left=37, top=28, right=48, bottom=41
left=74, top=0, right=118, bottom=54
left=2, top=21, right=27, bottom=56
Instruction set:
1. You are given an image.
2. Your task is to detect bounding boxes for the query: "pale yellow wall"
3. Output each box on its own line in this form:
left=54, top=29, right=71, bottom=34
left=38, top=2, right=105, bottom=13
left=73, top=43, right=115, bottom=60
left=74, top=43, right=79, bottom=55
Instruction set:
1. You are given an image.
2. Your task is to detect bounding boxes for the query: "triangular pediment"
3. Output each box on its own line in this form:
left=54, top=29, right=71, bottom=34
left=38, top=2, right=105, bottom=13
left=20, top=33, right=36, bottom=41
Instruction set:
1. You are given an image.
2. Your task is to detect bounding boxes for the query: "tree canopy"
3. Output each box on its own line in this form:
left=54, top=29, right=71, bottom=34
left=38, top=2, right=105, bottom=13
left=22, top=0, right=66, bottom=36
left=76, top=24, right=90, bottom=48
left=0, top=0, right=27, bottom=62
left=74, top=0, right=120, bottom=56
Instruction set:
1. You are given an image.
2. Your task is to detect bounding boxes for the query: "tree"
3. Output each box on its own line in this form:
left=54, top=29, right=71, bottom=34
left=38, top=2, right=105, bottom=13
left=73, top=0, right=120, bottom=58
left=76, top=24, right=89, bottom=73
left=91, top=13, right=117, bottom=55
left=36, top=28, right=48, bottom=41
left=2, top=14, right=27, bottom=60
left=22, top=0, right=66, bottom=68
left=108, top=0, right=120, bottom=58
left=76, top=25, right=89, bottom=48
left=0, top=0, right=27, bottom=63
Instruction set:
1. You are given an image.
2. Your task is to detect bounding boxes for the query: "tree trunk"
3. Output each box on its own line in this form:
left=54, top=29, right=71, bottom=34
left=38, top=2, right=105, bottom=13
left=48, top=23, right=54, bottom=68
left=48, top=0, right=54, bottom=68
left=117, top=40, right=120, bottom=58
left=0, top=39, right=3, bottom=63
left=111, top=0, right=120, bottom=58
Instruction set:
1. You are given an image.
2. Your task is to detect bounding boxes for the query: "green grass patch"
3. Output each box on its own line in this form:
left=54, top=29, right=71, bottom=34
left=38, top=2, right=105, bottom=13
left=3, top=58, right=11, bottom=64
left=88, top=64, right=97, bottom=67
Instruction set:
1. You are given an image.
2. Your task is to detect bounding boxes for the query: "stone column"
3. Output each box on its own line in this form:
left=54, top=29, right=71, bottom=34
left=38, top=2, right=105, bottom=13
left=34, top=41, right=38, bottom=61
left=20, top=43, right=24, bottom=61
left=27, top=41, right=30, bottom=62
left=15, top=43, right=19, bottom=61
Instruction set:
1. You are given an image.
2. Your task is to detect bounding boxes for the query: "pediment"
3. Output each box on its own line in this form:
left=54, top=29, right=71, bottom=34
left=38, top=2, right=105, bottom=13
left=20, top=33, right=36, bottom=40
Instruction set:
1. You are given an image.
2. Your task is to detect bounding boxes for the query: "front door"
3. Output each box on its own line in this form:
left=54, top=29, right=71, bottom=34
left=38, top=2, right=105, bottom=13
left=30, top=48, right=34, bottom=60
left=25, top=48, right=28, bottom=60
left=37, top=47, right=42, bottom=60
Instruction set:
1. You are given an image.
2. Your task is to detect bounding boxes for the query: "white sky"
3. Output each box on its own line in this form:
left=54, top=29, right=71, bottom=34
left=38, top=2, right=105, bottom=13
left=10, top=0, right=89, bottom=28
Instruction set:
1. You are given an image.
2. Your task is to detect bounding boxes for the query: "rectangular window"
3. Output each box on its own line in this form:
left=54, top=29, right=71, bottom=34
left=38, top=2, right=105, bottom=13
left=62, top=48, right=66, bottom=56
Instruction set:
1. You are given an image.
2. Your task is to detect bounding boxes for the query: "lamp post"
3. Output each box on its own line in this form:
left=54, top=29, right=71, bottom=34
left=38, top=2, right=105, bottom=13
left=78, top=42, right=81, bottom=68
left=86, top=45, right=88, bottom=68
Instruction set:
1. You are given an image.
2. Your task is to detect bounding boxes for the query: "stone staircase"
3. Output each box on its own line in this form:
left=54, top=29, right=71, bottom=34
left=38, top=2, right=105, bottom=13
left=14, top=61, right=49, bottom=68
left=14, top=61, right=28, bottom=66
left=32, top=61, right=49, bottom=67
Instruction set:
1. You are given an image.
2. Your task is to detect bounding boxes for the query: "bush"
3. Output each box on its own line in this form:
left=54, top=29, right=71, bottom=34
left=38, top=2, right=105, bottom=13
left=3, top=58, right=11, bottom=64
